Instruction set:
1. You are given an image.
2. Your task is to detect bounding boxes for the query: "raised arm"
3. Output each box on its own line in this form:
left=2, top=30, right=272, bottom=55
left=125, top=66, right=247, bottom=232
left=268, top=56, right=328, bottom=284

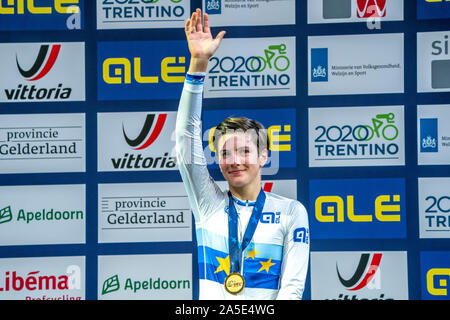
left=176, top=9, right=226, bottom=222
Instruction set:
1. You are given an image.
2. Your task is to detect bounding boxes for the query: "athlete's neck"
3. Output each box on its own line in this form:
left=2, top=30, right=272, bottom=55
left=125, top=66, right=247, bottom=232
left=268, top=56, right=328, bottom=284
left=228, top=179, right=262, bottom=202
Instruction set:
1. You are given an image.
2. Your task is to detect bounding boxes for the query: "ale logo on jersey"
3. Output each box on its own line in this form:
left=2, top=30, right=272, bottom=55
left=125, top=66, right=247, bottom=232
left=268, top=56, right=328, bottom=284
left=0, top=0, right=83, bottom=31
left=98, top=112, right=177, bottom=172
left=309, top=178, right=406, bottom=239
left=0, top=42, right=85, bottom=103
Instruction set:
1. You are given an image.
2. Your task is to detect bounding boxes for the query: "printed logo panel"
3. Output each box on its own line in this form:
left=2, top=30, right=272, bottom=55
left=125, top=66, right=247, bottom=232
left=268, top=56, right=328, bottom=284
left=202, top=108, right=296, bottom=174
left=97, top=112, right=177, bottom=172
left=98, top=182, right=191, bottom=243
left=0, top=184, right=85, bottom=246
left=203, top=0, right=295, bottom=26
left=0, top=42, right=85, bottom=102
left=418, top=0, right=450, bottom=20
left=0, top=113, right=85, bottom=173
left=97, top=0, right=190, bottom=29
left=308, top=33, right=404, bottom=95
left=98, top=254, right=192, bottom=300
left=0, top=256, right=85, bottom=300
left=421, top=251, right=450, bottom=300
left=98, top=41, right=188, bottom=100
left=204, top=37, right=296, bottom=98
left=308, top=0, right=403, bottom=24
left=309, top=178, right=406, bottom=239
left=417, top=105, right=450, bottom=165
left=418, top=178, right=450, bottom=239
left=309, top=106, right=405, bottom=167
left=0, top=0, right=83, bottom=30
left=311, top=251, right=408, bottom=300
left=418, top=31, right=450, bottom=92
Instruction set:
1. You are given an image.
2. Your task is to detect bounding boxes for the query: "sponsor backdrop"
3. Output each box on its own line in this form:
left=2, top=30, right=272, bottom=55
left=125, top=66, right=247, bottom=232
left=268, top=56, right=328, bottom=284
left=0, top=0, right=449, bottom=301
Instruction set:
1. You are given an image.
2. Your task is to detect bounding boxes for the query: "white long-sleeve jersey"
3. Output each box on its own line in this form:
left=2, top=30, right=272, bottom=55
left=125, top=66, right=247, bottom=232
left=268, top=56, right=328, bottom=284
left=175, top=75, right=310, bottom=300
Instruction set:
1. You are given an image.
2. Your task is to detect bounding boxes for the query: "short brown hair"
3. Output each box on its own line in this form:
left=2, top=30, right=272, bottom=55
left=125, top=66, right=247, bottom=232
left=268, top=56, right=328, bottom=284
left=212, top=117, right=269, bottom=154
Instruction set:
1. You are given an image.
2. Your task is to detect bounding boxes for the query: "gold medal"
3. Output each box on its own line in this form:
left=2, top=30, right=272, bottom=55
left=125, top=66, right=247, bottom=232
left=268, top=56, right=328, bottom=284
left=224, top=273, right=245, bottom=295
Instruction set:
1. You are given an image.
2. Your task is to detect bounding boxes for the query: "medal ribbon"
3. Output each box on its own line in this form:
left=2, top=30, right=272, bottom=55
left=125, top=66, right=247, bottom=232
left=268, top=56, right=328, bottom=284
left=227, top=189, right=266, bottom=274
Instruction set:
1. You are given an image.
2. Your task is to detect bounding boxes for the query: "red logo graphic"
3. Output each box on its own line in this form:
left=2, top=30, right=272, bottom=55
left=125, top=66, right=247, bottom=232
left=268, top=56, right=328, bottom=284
left=263, top=182, right=274, bottom=192
left=337, top=253, right=382, bottom=291
left=122, top=113, right=167, bottom=150
left=16, top=44, right=61, bottom=81
left=357, top=0, right=387, bottom=18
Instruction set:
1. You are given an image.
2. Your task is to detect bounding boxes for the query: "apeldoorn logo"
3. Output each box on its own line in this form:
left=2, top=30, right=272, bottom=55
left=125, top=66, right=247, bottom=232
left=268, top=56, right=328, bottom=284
left=0, top=256, right=85, bottom=300
left=309, top=178, right=406, bottom=239
left=98, top=254, right=192, bottom=300
left=418, top=31, right=450, bottom=92
left=204, top=37, right=296, bottom=98
left=0, top=42, right=85, bottom=102
left=309, top=106, right=405, bottom=167
left=98, top=112, right=177, bottom=172
left=308, top=33, right=404, bottom=95
left=0, top=113, right=85, bottom=174
left=311, top=251, right=409, bottom=300
left=0, top=184, right=85, bottom=246
left=0, top=0, right=83, bottom=31
left=418, top=105, right=450, bottom=165
left=97, top=0, right=189, bottom=29
left=98, top=182, right=192, bottom=243
left=418, top=178, right=450, bottom=239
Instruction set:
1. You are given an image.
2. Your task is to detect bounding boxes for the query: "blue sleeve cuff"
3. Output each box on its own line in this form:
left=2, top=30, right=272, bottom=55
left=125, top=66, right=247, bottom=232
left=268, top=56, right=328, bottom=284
left=185, top=73, right=206, bottom=85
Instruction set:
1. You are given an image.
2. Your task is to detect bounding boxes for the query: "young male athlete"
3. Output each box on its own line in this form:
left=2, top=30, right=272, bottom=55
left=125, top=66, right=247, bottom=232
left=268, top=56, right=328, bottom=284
left=176, top=8, right=309, bottom=300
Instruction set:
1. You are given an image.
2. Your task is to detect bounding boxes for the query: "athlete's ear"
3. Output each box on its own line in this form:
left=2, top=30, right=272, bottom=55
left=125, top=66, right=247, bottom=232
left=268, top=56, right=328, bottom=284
left=259, top=148, right=268, bottom=168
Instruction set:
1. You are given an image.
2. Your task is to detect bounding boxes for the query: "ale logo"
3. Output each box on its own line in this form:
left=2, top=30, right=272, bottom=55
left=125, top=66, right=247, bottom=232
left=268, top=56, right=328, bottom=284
left=357, top=0, right=386, bottom=18
left=102, top=274, right=120, bottom=295
left=122, top=114, right=167, bottom=151
left=337, top=253, right=382, bottom=291
left=16, top=44, right=60, bottom=81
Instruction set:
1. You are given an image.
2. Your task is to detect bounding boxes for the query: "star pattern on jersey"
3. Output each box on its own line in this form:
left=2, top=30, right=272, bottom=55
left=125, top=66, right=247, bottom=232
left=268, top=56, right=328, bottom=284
left=257, top=257, right=276, bottom=273
left=214, top=255, right=230, bottom=276
left=245, top=248, right=260, bottom=260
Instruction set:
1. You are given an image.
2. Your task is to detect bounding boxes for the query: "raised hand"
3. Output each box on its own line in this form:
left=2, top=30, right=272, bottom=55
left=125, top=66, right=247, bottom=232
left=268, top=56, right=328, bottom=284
left=185, top=8, right=226, bottom=73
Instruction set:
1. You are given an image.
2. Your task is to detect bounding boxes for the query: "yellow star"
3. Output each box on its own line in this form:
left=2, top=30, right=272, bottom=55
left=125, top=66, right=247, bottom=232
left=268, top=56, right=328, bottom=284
left=257, top=258, right=276, bottom=273
left=245, top=248, right=260, bottom=260
left=214, top=255, right=230, bottom=276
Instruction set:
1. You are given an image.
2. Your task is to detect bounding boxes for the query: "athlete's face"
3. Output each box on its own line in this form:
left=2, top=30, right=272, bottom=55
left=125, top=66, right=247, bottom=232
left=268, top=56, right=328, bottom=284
left=217, top=132, right=268, bottom=189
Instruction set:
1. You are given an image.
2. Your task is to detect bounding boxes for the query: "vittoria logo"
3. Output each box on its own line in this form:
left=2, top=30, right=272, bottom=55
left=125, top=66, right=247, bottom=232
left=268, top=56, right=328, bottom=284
left=98, top=112, right=177, bottom=172
left=356, top=0, right=386, bottom=18
left=123, top=114, right=167, bottom=150
left=0, top=42, right=85, bottom=102
left=337, top=253, right=382, bottom=291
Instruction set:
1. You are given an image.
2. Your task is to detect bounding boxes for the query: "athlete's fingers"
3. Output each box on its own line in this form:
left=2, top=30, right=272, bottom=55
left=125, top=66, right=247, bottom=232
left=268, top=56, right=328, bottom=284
left=185, top=18, right=191, bottom=34
left=204, top=13, right=211, bottom=35
left=190, top=11, right=197, bottom=32
left=195, top=8, right=202, bottom=32
left=215, top=30, right=226, bottom=43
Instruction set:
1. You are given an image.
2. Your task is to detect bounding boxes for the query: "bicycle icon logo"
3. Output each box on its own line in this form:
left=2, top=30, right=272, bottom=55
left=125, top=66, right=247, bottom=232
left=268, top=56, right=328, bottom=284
left=356, top=113, right=399, bottom=141
left=249, top=44, right=290, bottom=72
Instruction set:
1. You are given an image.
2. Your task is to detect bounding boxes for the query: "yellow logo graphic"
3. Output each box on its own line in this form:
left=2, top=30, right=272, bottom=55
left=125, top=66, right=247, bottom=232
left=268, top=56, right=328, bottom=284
left=103, top=56, right=186, bottom=85
left=207, top=124, right=292, bottom=153
left=315, top=195, right=401, bottom=222
left=427, top=268, right=450, bottom=296
left=0, top=0, right=80, bottom=14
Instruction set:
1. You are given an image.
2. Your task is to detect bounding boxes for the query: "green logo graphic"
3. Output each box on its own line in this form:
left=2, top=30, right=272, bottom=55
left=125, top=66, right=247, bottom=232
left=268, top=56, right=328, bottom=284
left=102, top=274, right=120, bottom=295
left=0, top=206, right=13, bottom=224
left=250, top=44, right=291, bottom=72
left=356, top=113, right=399, bottom=141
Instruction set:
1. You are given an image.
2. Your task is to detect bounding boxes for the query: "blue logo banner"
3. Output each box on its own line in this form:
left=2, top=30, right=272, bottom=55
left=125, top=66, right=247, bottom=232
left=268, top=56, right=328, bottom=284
left=418, top=0, right=450, bottom=20
left=0, top=0, right=84, bottom=30
left=309, top=178, right=406, bottom=239
left=421, top=251, right=450, bottom=300
left=97, top=41, right=189, bottom=101
left=311, top=48, right=328, bottom=82
left=420, top=118, right=438, bottom=153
